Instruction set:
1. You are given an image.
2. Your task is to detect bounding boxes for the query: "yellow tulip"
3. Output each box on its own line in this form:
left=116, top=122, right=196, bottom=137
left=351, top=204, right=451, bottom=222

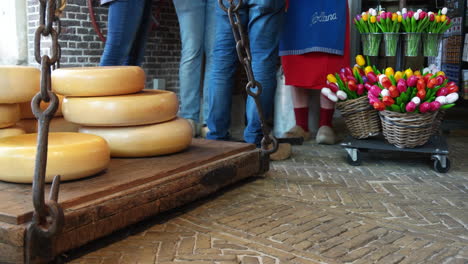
left=414, top=70, right=421, bottom=76
left=441, top=15, right=447, bottom=22
left=355, top=55, right=366, bottom=67
left=435, top=15, right=441, bottom=23
left=364, top=66, right=374, bottom=75
left=385, top=67, right=395, bottom=76
left=404, top=68, right=413, bottom=78
left=370, top=16, right=376, bottom=23
left=392, top=13, right=398, bottom=21
left=398, top=15, right=402, bottom=22
left=436, top=71, right=445, bottom=76
left=362, top=13, right=369, bottom=21
left=327, top=74, right=337, bottom=83
left=394, top=71, right=403, bottom=81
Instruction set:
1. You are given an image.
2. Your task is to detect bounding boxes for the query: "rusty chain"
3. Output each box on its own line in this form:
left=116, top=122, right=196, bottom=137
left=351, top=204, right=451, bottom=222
left=218, top=0, right=278, bottom=155
left=25, top=0, right=64, bottom=263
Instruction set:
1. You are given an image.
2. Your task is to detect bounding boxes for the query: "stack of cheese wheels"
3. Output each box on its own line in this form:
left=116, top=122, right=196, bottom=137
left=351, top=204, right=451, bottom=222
left=0, top=66, right=111, bottom=183
left=0, top=66, right=37, bottom=139
left=52, top=66, right=192, bottom=158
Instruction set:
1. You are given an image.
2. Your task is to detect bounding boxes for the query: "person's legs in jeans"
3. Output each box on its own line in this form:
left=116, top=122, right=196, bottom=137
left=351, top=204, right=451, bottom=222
left=243, top=0, right=284, bottom=145
left=200, top=0, right=217, bottom=126
left=124, top=0, right=153, bottom=66
left=206, top=4, right=247, bottom=140
left=173, top=0, right=206, bottom=123
left=100, top=0, right=147, bottom=66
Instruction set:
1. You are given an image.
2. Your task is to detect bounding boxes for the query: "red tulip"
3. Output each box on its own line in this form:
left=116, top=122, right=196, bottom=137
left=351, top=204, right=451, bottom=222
left=417, top=89, right=426, bottom=100
left=357, top=84, right=365, bottom=95
left=373, top=101, right=386, bottom=111
left=382, top=96, right=395, bottom=106
left=427, top=78, right=438, bottom=89
left=430, top=101, right=441, bottom=111
left=436, top=76, right=445, bottom=85
left=436, top=87, right=448, bottom=96
left=447, top=85, right=459, bottom=94
left=364, top=83, right=373, bottom=90
left=397, top=79, right=407, bottom=93
left=367, top=72, right=378, bottom=84
left=417, top=79, right=426, bottom=91
left=423, top=73, right=433, bottom=84
left=388, top=86, right=399, bottom=98
left=328, top=82, right=339, bottom=93
left=348, top=80, right=357, bottom=91
left=381, top=76, right=392, bottom=88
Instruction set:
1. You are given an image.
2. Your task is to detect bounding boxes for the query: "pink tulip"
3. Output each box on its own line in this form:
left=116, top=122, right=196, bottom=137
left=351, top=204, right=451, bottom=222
left=407, top=75, right=418, bottom=87
left=406, top=101, right=417, bottom=112
left=397, top=79, right=407, bottom=93
left=436, top=87, right=448, bottom=97
left=370, top=85, right=381, bottom=97
left=364, top=83, right=373, bottom=90
left=436, top=76, right=445, bottom=85
left=420, top=102, right=431, bottom=113
left=367, top=72, right=378, bottom=83
left=429, top=101, right=441, bottom=111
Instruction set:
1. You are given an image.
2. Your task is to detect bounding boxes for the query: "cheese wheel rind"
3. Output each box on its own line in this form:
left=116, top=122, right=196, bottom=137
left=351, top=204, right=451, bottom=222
left=51, top=66, right=145, bottom=96
left=79, top=118, right=192, bottom=157
left=0, top=127, right=25, bottom=139
left=16, top=118, right=80, bottom=133
left=0, top=132, right=110, bottom=183
left=0, top=104, right=21, bottom=128
left=62, top=90, right=179, bottom=126
left=0, top=66, right=40, bottom=103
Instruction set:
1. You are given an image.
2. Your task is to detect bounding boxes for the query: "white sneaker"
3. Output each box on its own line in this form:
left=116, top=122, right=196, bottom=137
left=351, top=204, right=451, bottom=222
left=200, top=125, right=209, bottom=138
left=187, top=119, right=197, bottom=137
left=316, top=126, right=336, bottom=145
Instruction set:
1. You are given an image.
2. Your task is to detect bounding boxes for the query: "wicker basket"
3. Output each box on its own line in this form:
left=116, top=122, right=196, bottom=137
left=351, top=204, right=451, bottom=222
left=336, top=96, right=381, bottom=139
left=431, top=110, right=446, bottom=135
left=379, top=110, right=438, bottom=148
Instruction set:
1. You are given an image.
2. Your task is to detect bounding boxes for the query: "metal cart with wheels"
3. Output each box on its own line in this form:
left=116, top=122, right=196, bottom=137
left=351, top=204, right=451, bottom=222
left=341, top=134, right=451, bottom=173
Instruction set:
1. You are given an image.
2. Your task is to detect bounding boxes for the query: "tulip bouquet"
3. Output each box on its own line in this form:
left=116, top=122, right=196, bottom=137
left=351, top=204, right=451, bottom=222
left=321, top=55, right=378, bottom=102
left=368, top=66, right=459, bottom=113
left=376, top=11, right=402, bottom=56
left=400, top=8, right=432, bottom=56
left=354, top=8, right=382, bottom=56
left=423, top=8, right=452, bottom=56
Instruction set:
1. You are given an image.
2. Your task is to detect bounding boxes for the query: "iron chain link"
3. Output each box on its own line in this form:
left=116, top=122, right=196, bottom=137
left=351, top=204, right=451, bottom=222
left=26, top=0, right=64, bottom=263
left=219, top=0, right=278, bottom=155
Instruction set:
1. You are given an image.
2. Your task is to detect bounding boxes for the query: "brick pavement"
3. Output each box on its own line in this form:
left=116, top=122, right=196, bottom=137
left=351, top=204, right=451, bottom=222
left=66, top=134, right=468, bottom=264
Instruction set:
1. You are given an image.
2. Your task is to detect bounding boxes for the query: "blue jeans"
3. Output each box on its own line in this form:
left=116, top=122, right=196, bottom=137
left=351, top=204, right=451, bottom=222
left=100, top=0, right=152, bottom=66
left=173, top=0, right=216, bottom=124
left=206, top=0, right=284, bottom=145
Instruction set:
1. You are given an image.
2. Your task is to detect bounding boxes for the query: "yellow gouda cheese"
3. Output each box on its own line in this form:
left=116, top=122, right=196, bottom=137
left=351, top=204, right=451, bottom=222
left=0, top=127, right=25, bottom=139
left=0, top=66, right=40, bottom=103
left=19, top=94, right=64, bottom=119
left=62, top=90, right=178, bottom=126
left=16, top=117, right=80, bottom=133
left=0, top=132, right=110, bottom=183
left=79, top=117, right=192, bottom=157
left=52, top=66, right=145, bottom=96
left=0, top=104, right=21, bottom=128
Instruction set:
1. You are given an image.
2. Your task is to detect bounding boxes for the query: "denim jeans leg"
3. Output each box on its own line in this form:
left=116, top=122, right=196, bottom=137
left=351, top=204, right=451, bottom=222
left=243, top=0, right=284, bottom=145
left=100, top=0, right=146, bottom=66
left=206, top=5, right=247, bottom=140
left=124, top=0, right=153, bottom=66
left=200, top=0, right=217, bottom=125
left=173, top=0, right=206, bottom=123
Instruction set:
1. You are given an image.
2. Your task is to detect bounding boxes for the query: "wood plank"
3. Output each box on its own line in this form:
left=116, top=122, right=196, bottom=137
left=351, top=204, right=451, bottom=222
left=0, top=139, right=255, bottom=225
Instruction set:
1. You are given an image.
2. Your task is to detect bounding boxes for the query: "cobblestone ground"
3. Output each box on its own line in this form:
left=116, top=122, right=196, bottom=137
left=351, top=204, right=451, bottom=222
left=67, top=132, right=468, bottom=264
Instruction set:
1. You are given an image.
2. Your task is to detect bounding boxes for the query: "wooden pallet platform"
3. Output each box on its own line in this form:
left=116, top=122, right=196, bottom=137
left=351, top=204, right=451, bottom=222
left=0, top=139, right=266, bottom=264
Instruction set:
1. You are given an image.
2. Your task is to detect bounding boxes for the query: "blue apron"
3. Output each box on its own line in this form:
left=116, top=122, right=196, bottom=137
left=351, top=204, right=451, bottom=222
left=280, top=0, right=347, bottom=56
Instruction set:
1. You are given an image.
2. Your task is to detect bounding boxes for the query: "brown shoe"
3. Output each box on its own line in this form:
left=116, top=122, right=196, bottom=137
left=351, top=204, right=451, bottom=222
left=283, top=125, right=311, bottom=141
left=316, top=126, right=336, bottom=145
left=269, top=143, right=292, bottom=161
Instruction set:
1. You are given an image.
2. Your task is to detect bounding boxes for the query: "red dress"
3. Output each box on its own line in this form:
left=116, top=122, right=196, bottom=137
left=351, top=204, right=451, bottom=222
left=281, top=6, right=350, bottom=89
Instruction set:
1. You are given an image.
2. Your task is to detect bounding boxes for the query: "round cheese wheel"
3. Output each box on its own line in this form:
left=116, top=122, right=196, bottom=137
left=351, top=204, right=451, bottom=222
left=52, top=66, right=145, bottom=96
left=0, top=132, right=110, bottom=183
left=0, top=66, right=40, bottom=103
left=0, top=127, right=25, bottom=139
left=62, top=90, right=179, bottom=126
left=0, top=104, right=21, bottom=128
left=16, top=118, right=80, bottom=133
left=79, top=117, right=192, bottom=157
left=19, top=94, right=64, bottom=119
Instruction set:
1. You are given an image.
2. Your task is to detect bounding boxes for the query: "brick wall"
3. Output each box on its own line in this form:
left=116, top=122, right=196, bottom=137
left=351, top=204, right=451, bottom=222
left=26, top=0, right=181, bottom=92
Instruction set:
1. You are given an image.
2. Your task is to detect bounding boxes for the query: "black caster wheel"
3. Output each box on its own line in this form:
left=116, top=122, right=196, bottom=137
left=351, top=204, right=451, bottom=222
left=434, top=158, right=450, bottom=173
left=346, top=149, right=361, bottom=166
